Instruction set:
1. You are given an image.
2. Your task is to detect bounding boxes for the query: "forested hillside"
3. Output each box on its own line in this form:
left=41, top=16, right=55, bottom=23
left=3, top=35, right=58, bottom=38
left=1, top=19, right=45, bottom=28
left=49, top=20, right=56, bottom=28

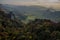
left=0, top=8, right=60, bottom=40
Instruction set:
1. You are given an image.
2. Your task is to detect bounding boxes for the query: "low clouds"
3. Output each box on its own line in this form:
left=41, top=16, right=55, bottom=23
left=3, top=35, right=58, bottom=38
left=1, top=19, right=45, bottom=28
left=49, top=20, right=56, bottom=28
left=0, top=0, right=60, bottom=9
left=33, top=0, right=59, bottom=2
left=0, top=0, right=60, bottom=8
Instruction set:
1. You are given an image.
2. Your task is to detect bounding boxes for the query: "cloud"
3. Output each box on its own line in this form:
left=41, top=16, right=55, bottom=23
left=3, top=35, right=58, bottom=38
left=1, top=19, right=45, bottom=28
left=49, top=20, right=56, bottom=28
left=0, top=0, right=60, bottom=9
left=33, top=0, right=60, bottom=3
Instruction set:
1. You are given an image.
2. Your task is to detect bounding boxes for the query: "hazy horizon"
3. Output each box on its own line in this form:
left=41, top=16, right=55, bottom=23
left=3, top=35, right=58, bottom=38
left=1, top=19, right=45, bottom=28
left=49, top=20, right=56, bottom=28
left=0, top=0, right=60, bottom=10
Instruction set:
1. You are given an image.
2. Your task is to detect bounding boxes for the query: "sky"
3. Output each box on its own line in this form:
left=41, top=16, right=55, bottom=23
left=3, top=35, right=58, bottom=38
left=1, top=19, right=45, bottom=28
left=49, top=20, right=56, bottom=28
left=0, top=0, right=60, bottom=4
left=0, top=0, right=60, bottom=9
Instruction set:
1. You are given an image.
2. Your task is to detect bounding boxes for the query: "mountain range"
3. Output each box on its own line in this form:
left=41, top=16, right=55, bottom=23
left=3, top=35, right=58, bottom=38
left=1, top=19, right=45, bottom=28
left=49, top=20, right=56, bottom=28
left=0, top=4, right=60, bottom=22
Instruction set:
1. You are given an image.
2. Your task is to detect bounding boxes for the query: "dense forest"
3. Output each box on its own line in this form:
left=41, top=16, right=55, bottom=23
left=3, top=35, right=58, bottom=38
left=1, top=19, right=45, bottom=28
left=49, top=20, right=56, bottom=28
left=0, top=8, right=60, bottom=40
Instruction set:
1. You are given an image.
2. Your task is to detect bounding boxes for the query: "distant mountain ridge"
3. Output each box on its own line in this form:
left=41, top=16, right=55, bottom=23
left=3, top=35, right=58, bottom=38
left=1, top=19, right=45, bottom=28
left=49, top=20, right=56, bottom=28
left=0, top=4, right=60, bottom=22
